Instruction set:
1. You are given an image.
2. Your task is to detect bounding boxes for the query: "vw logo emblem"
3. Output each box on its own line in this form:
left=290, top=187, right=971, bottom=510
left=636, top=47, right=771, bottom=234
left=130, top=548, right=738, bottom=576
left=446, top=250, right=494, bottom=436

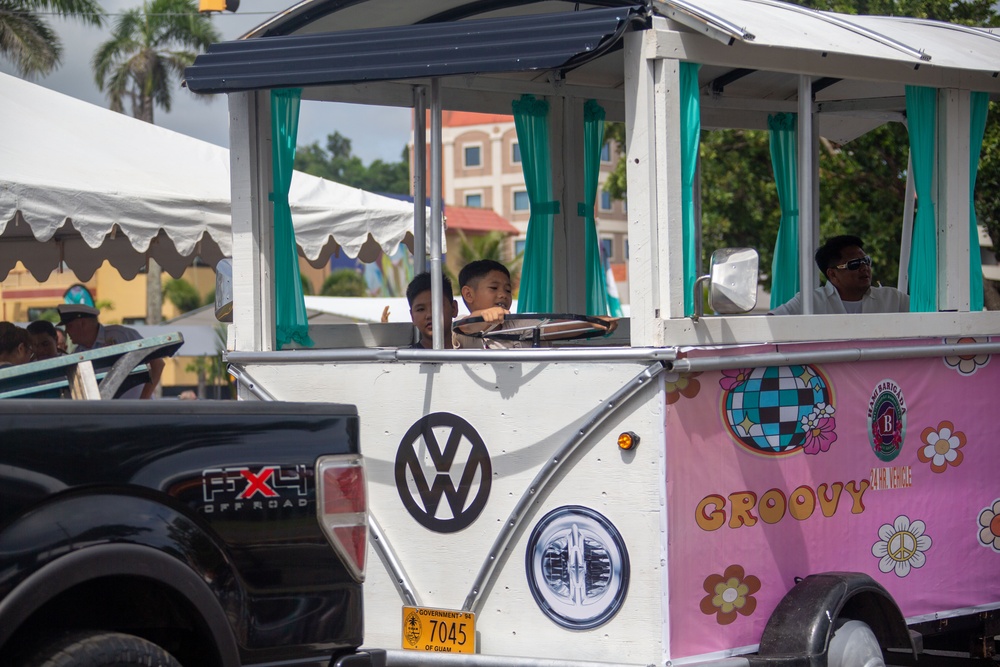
left=395, top=412, right=492, bottom=533
left=525, top=506, right=630, bottom=630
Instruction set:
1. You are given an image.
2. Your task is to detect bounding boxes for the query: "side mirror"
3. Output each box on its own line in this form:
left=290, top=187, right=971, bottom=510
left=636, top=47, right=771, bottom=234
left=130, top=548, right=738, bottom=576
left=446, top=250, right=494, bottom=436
left=693, top=248, right=759, bottom=320
left=215, top=258, right=234, bottom=323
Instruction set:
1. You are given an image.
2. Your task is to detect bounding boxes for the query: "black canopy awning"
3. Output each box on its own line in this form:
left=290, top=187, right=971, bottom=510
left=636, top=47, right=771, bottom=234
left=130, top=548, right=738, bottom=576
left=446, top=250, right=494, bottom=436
left=184, top=5, right=646, bottom=94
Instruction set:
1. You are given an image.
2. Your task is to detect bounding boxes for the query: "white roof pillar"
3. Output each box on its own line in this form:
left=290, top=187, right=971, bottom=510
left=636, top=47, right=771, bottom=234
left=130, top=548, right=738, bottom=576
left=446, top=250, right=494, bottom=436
left=228, top=90, right=275, bottom=352
left=936, top=88, right=971, bottom=311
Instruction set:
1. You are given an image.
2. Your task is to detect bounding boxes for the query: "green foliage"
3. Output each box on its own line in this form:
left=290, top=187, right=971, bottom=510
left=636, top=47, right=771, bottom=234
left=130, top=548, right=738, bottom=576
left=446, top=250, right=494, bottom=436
left=603, top=122, right=627, bottom=201
left=321, top=269, right=367, bottom=296
left=295, top=132, right=410, bottom=194
left=184, top=323, right=231, bottom=399
left=699, top=130, right=781, bottom=290
left=92, top=0, right=220, bottom=122
left=978, top=102, right=1000, bottom=260
left=443, top=230, right=523, bottom=292
left=163, top=278, right=201, bottom=313
left=603, top=0, right=999, bottom=294
left=203, top=288, right=216, bottom=307
left=301, top=272, right=314, bottom=296
left=0, top=0, right=104, bottom=77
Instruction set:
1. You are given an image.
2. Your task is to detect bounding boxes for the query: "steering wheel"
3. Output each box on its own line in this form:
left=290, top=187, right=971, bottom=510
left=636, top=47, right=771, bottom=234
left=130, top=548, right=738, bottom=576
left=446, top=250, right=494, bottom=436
left=452, top=313, right=614, bottom=348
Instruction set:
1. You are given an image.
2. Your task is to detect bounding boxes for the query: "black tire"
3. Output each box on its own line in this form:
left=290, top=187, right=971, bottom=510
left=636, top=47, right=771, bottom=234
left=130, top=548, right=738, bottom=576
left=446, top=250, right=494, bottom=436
left=19, top=631, right=182, bottom=667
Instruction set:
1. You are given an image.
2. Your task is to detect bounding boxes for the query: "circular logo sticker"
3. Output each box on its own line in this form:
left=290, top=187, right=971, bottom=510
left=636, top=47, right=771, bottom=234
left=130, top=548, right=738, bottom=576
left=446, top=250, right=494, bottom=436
left=403, top=609, right=422, bottom=648
left=395, top=412, right=492, bottom=533
left=525, top=506, right=630, bottom=630
left=868, top=379, right=907, bottom=462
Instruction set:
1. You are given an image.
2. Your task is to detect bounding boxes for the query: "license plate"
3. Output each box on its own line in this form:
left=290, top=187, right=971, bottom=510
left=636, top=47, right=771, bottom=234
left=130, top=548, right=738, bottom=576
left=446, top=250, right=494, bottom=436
left=402, top=606, right=476, bottom=654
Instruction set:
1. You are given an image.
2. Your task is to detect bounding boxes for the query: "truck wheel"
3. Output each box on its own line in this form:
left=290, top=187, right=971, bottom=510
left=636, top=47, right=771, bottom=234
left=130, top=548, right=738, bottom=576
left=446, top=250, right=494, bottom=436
left=19, top=631, right=182, bottom=667
left=827, top=619, right=885, bottom=667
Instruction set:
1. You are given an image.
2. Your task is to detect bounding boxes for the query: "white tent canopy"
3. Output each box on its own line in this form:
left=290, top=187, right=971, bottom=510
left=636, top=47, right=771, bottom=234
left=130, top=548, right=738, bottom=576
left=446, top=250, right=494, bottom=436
left=0, top=72, right=415, bottom=282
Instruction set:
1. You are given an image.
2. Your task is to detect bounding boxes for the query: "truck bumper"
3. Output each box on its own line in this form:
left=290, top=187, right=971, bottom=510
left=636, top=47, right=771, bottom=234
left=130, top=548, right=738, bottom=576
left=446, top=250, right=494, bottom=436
left=334, top=650, right=388, bottom=667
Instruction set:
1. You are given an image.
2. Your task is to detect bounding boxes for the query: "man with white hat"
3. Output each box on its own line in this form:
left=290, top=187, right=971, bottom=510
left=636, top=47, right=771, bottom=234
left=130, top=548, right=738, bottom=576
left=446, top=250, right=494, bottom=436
left=57, top=304, right=164, bottom=399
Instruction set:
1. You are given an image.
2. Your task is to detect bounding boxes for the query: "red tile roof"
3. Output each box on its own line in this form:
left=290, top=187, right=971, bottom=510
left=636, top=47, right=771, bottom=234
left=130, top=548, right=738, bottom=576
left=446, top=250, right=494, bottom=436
left=441, top=111, right=513, bottom=127
left=445, top=206, right=518, bottom=234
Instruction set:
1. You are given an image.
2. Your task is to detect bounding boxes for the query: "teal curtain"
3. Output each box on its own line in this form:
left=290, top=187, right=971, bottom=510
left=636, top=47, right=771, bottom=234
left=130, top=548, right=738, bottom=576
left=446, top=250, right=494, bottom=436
left=680, top=62, right=702, bottom=316
left=905, top=86, right=937, bottom=312
left=271, top=88, right=313, bottom=348
left=581, top=100, right=613, bottom=316
left=768, top=112, right=799, bottom=308
left=513, top=94, right=558, bottom=312
left=969, top=92, right=988, bottom=311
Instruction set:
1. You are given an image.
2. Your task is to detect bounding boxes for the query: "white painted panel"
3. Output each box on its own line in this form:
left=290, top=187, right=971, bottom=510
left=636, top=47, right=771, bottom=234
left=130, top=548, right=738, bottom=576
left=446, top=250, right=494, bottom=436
left=241, top=359, right=667, bottom=664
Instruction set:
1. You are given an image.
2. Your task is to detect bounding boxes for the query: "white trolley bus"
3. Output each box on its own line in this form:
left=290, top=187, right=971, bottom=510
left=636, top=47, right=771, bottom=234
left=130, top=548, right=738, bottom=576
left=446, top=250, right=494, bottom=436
left=186, top=2, right=1000, bottom=665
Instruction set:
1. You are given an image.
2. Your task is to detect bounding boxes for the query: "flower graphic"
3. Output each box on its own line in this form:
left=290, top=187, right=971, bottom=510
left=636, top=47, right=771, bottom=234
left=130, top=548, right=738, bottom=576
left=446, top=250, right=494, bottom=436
left=800, top=403, right=837, bottom=455
left=720, top=368, right=752, bottom=391
left=978, top=499, right=1000, bottom=553
left=943, top=337, right=991, bottom=375
left=872, top=515, right=932, bottom=577
left=917, top=421, right=966, bottom=473
left=665, top=371, right=702, bottom=405
left=700, top=564, right=761, bottom=625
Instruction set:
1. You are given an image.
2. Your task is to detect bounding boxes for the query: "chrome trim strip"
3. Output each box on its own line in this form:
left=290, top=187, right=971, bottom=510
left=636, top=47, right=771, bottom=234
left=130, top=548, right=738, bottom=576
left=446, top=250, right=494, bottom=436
left=226, top=347, right=679, bottom=364
left=226, top=364, right=277, bottom=401
left=380, top=649, right=679, bottom=667
left=461, top=362, right=668, bottom=614
left=668, top=341, right=1000, bottom=373
left=876, top=16, right=1000, bottom=45
left=745, top=0, right=931, bottom=61
left=369, top=513, right=421, bottom=607
left=653, top=0, right=755, bottom=44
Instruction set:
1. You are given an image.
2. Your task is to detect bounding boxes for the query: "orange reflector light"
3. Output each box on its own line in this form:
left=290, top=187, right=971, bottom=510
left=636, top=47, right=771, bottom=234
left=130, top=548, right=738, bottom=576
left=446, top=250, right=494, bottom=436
left=617, top=431, right=639, bottom=450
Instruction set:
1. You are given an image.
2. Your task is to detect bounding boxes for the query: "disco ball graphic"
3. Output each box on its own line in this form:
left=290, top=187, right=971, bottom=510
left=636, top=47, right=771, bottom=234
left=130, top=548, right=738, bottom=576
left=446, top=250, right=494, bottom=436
left=722, top=365, right=832, bottom=455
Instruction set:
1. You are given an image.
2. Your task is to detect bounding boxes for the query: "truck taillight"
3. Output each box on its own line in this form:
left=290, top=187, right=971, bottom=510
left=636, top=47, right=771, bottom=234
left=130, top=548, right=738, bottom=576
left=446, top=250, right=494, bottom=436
left=316, top=455, right=368, bottom=582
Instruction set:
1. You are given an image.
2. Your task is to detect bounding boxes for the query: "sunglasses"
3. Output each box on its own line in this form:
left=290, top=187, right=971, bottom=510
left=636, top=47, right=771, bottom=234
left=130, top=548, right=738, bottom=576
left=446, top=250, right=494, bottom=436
left=833, top=255, right=872, bottom=271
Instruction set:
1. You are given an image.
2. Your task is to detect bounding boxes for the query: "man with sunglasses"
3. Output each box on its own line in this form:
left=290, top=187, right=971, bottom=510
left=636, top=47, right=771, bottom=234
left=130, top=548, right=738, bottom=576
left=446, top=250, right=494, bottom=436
left=769, top=235, right=909, bottom=315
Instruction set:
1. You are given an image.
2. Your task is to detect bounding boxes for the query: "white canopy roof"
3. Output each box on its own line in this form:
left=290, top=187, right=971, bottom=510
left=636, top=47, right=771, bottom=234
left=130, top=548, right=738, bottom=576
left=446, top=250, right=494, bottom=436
left=0, top=72, right=415, bottom=281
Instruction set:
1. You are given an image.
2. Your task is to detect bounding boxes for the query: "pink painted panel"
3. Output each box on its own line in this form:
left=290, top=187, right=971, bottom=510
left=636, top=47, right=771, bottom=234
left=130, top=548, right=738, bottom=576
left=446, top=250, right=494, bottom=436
left=664, top=338, right=1000, bottom=660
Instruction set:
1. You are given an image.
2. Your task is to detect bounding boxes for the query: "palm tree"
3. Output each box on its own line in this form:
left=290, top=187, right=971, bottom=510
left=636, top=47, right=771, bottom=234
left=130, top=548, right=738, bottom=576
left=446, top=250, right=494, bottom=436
left=92, top=0, right=220, bottom=324
left=0, top=0, right=104, bottom=77
left=445, top=230, right=523, bottom=293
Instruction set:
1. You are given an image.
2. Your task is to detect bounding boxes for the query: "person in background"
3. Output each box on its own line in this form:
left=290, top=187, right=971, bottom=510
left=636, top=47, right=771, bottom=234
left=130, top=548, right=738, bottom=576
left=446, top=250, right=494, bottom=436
left=55, top=327, right=69, bottom=354
left=406, top=272, right=458, bottom=349
left=453, top=259, right=618, bottom=348
left=769, top=235, right=910, bottom=315
left=0, top=322, right=34, bottom=366
left=57, top=304, right=164, bottom=399
left=27, top=320, right=61, bottom=361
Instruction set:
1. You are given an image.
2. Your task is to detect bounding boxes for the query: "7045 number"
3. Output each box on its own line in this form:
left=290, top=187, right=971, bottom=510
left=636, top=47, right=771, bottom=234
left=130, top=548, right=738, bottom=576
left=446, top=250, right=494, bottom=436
left=429, top=619, right=468, bottom=646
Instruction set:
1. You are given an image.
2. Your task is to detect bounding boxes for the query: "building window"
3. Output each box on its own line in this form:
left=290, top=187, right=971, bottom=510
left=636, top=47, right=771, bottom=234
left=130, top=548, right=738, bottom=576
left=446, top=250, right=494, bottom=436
left=515, top=239, right=526, bottom=257
left=625, top=239, right=630, bottom=259
left=600, top=237, right=614, bottom=262
left=601, top=141, right=612, bottom=163
left=513, top=190, right=530, bottom=211
left=465, top=193, right=483, bottom=208
left=464, top=144, right=482, bottom=168
left=511, top=141, right=521, bottom=164
left=599, top=190, right=613, bottom=212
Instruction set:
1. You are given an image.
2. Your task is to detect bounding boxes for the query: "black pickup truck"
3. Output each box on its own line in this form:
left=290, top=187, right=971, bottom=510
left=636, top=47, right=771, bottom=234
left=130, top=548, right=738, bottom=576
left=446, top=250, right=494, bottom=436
left=0, top=397, right=383, bottom=667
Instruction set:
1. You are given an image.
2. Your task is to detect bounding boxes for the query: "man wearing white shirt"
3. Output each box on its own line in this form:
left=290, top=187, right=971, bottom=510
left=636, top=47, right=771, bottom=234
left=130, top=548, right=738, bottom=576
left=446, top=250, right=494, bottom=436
left=769, top=235, right=909, bottom=315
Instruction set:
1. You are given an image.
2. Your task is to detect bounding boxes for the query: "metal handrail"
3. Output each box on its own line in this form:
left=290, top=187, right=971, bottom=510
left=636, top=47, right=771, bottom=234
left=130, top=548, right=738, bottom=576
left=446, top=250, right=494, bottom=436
left=461, top=362, right=668, bottom=614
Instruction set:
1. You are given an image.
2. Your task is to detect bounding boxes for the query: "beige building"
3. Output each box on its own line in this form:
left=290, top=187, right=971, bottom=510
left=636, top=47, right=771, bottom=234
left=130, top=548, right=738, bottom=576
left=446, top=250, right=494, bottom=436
left=0, top=262, right=218, bottom=393
left=415, top=111, right=630, bottom=301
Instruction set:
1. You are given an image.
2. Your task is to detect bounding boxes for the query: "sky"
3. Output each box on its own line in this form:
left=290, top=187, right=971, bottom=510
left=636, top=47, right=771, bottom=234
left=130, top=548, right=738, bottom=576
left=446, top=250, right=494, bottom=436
left=0, top=0, right=412, bottom=164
